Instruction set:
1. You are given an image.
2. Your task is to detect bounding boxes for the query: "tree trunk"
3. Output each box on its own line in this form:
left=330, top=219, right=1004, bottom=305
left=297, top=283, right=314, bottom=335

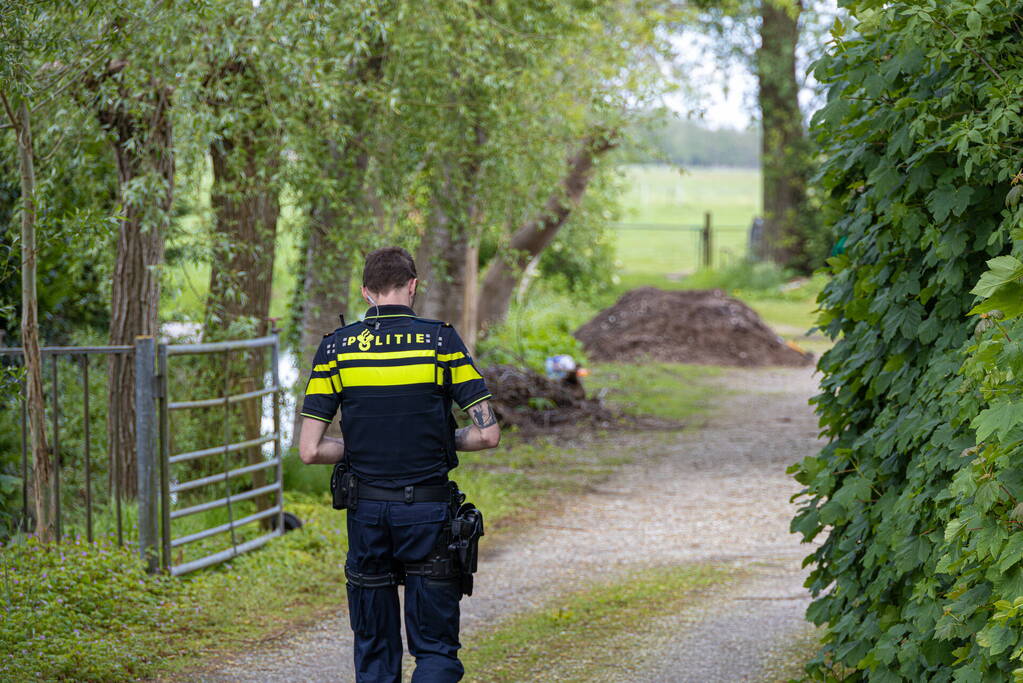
left=290, top=198, right=352, bottom=446
left=416, top=125, right=486, bottom=326
left=206, top=145, right=279, bottom=335
left=98, top=77, right=174, bottom=500
left=203, top=57, right=281, bottom=473
left=757, top=0, right=811, bottom=270
left=207, top=130, right=279, bottom=469
left=290, top=43, right=385, bottom=443
left=9, top=99, right=56, bottom=541
left=416, top=189, right=467, bottom=324
left=478, top=131, right=617, bottom=331
left=461, top=243, right=480, bottom=355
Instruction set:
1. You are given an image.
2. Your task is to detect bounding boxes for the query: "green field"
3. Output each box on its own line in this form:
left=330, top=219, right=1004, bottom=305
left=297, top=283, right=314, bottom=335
left=614, top=165, right=761, bottom=278
left=162, top=164, right=776, bottom=326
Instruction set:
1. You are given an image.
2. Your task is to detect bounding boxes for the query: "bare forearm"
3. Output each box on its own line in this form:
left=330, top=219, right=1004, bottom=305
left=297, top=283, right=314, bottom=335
left=454, top=426, right=493, bottom=451
left=299, top=417, right=345, bottom=464
left=455, top=401, right=500, bottom=451
left=309, top=436, right=345, bottom=464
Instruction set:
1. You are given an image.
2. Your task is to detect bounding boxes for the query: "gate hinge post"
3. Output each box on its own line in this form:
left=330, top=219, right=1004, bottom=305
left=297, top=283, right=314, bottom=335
left=135, top=335, right=159, bottom=573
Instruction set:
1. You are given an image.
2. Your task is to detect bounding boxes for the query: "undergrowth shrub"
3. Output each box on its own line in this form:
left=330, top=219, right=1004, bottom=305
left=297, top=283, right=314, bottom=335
left=0, top=537, right=179, bottom=682
left=0, top=492, right=348, bottom=682
left=792, top=1, right=1023, bottom=680
left=476, top=292, right=591, bottom=374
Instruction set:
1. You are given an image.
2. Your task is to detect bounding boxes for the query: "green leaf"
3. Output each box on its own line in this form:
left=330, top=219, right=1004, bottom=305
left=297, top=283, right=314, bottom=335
left=997, top=533, right=1023, bottom=573
left=972, top=401, right=1023, bottom=442
left=966, top=10, right=981, bottom=33
left=977, top=623, right=1018, bottom=656
left=1007, top=184, right=1023, bottom=208
left=971, top=256, right=1023, bottom=298
left=969, top=282, right=1023, bottom=319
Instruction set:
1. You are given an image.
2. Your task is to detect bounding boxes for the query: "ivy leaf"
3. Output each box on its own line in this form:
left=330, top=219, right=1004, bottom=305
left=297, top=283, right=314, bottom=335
left=885, top=301, right=924, bottom=340
left=971, top=255, right=1023, bottom=298
left=928, top=185, right=973, bottom=222
left=996, top=533, right=1023, bottom=573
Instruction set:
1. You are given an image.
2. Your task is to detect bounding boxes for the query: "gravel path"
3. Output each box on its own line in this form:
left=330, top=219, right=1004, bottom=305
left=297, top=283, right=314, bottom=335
left=197, top=366, right=822, bottom=682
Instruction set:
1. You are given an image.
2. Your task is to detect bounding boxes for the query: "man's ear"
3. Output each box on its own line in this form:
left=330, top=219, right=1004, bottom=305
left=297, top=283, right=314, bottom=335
left=409, top=278, right=418, bottom=297
left=361, top=285, right=371, bottom=303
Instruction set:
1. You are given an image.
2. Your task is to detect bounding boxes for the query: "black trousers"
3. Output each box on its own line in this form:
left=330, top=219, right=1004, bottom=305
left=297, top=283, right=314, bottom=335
left=346, top=499, right=463, bottom=683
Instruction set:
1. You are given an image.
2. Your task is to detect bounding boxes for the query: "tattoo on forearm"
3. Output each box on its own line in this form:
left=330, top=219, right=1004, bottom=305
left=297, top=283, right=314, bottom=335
left=455, top=427, right=469, bottom=450
left=469, top=403, right=497, bottom=429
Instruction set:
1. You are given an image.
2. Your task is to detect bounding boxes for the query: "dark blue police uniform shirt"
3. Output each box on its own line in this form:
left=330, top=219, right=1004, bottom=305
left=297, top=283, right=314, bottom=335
left=300, top=304, right=492, bottom=487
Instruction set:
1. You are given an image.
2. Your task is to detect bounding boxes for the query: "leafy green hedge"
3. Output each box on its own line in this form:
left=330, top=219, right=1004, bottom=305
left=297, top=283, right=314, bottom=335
left=792, top=1, right=1023, bottom=680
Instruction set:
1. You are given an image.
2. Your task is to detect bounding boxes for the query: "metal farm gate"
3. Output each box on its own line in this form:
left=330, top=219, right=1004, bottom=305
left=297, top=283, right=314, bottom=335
left=137, top=334, right=286, bottom=576
left=4, top=333, right=287, bottom=576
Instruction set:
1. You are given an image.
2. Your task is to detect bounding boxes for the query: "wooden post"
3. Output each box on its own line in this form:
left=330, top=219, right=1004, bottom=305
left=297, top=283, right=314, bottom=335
left=702, top=211, right=713, bottom=269
left=461, top=243, right=480, bottom=355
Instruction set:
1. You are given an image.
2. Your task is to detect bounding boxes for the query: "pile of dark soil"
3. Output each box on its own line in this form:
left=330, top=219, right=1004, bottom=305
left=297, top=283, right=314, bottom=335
left=481, top=364, right=615, bottom=432
left=574, top=287, right=813, bottom=367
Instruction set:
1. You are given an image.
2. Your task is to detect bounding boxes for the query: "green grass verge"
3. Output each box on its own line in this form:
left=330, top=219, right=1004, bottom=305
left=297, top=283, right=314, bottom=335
left=460, top=564, right=735, bottom=683
left=0, top=495, right=347, bottom=682
left=584, top=362, right=723, bottom=421
left=1, top=404, right=717, bottom=683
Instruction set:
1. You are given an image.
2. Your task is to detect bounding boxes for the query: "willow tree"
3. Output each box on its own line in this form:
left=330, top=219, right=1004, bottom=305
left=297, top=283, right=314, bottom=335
left=756, top=0, right=814, bottom=269
left=81, top=2, right=179, bottom=497
left=279, top=0, right=397, bottom=442
left=404, top=0, right=676, bottom=336
left=0, top=2, right=127, bottom=538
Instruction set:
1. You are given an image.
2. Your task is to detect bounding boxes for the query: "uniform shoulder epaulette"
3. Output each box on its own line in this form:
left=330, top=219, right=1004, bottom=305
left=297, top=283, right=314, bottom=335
left=321, top=314, right=349, bottom=337
left=413, top=315, right=452, bottom=327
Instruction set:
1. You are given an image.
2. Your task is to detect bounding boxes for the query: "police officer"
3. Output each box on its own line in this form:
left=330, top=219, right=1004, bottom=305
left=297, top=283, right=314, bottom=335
left=298, top=246, right=500, bottom=683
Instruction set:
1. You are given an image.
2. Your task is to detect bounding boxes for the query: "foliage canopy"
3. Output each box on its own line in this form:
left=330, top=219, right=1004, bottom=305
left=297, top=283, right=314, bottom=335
left=793, top=0, right=1023, bottom=679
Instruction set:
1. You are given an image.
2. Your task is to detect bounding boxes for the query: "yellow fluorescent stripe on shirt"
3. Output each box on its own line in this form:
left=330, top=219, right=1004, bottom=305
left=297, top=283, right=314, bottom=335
left=450, top=364, right=483, bottom=384
left=300, top=412, right=332, bottom=423
left=306, top=376, right=340, bottom=395
left=462, top=393, right=492, bottom=410
left=338, top=349, right=436, bottom=362
left=339, top=363, right=436, bottom=387
left=313, top=360, right=338, bottom=372
left=437, top=352, right=465, bottom=362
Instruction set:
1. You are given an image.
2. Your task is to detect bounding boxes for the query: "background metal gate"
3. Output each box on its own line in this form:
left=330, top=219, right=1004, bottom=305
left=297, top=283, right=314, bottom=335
left=137, top=333, right=286, bottom=576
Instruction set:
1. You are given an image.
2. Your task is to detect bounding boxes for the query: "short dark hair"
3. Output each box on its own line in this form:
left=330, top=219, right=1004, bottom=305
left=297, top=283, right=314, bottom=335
left=363, top=247, right=417, bottom=294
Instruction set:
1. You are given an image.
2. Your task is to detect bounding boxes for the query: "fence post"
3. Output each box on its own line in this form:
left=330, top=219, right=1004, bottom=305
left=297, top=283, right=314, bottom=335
left=135, top=335, right=158, bottom=573
left=270, top=327, right=284, bottom=536
left=702, top=212, right=713, bottom=269
left=158, top=345, right=171, bottom=572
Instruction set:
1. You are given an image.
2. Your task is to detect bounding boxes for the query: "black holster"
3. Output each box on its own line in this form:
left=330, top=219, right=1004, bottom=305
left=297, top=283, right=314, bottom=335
left=330, top=461, right=358, bottom=511
left=447, top=486, right=484, bottom=596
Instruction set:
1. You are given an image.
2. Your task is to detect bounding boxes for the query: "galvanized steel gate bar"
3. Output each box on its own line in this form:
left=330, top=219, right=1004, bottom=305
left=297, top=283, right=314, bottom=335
left=0, top=343, right=135, bottom=545
left=145, top=333, right=285, bottom=576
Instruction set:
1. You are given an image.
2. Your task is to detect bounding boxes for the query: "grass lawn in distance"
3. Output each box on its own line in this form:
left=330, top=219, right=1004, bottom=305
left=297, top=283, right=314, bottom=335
left=161, top=167, right=302, bottom=324
left=615, top=165, right=761, bottom=277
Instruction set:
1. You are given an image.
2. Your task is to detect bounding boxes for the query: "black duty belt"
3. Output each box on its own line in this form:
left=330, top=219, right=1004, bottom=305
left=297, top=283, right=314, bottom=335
left=358, top=482, right=451, bottom=504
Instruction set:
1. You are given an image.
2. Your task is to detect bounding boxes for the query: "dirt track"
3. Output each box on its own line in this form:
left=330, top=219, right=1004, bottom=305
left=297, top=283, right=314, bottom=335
left=198, top=365, right=823, bottom=682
